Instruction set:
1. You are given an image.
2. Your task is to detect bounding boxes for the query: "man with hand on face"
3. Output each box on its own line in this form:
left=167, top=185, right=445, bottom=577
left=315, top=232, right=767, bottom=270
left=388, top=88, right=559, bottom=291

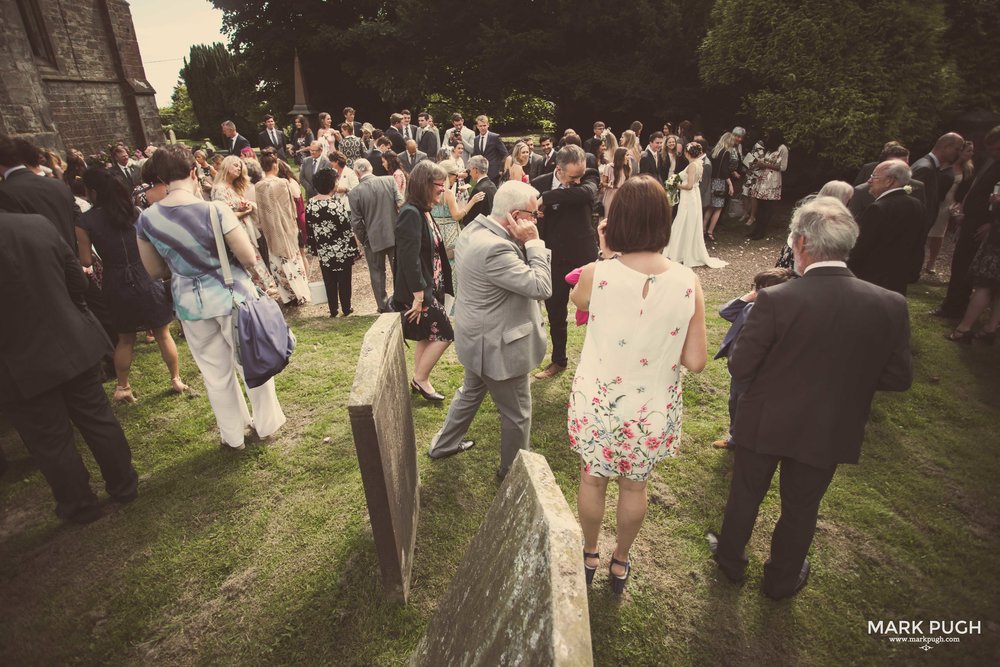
left=530, top=144, right=599, bottom=380
left=428, top=181, right=552, bottom=480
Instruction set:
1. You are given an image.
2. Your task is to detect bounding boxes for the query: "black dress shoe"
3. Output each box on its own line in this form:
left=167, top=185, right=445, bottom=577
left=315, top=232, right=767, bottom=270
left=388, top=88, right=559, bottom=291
left=706, top=531, right=747, bottom=583
left=411, top=379, right=445, bottom=401
left=764, top=559, right=810, bottom=600
left=341, top=309, right=354, bottom=317
left=428, top=439, right=475, bottom=460
left=496, top=466, right=509, bottom=481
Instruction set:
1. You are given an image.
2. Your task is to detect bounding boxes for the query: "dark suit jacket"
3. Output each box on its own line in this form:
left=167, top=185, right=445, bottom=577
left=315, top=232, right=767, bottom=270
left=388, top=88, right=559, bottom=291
left=464, top=176, right=497, bottom=228
left=854, top=161, right=878, bottom=186
left=848, top=189, right=926, bottom=294
left=583, top=136, right=603, bottom=157
left=226, top=133, right=252, bottom=156
left=109, top=162, right=141, bottom=191
left=300, top=155, right=331, bottom=198
left=258, top=128, right=288, bottom=158
left=472, top=131, right=509, bottom=180
left=730, top=266, right=912, bottom=468
left=962, top=158, right=1000, bottom=225
left=418, top=127, right=440, bottom=157
left=848, top=179, right=926, bottom=221
left=540, top=150, right=557, bottom=175
left=0, top=168, right=79, bottom=249
left=527, top=153, right=546, bottom=180
left=367, top=148, right=388, bottom=176
left=639, top=148, right=663, bottom=181
left=392, top=203, right=453, bottom=306
left=715, top=297, right=752, bottom=361
left=0, top=212, right=113, bottom=402
left=910, top=154, right=953, bottom=231
left=531, top=168, right=599, bottom=268
left=385, top=127, right=406, bottom=153
left=400, top=123, right=419, bottom=144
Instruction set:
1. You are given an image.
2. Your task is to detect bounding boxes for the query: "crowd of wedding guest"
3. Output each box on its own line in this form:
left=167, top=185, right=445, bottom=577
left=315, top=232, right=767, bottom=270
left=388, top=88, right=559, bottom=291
left=1, top=108, right=998, bottom=604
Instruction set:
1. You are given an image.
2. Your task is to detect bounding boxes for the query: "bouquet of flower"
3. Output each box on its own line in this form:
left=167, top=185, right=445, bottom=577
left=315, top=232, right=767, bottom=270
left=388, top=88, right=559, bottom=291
left=664, top=173, right=683, bottom=206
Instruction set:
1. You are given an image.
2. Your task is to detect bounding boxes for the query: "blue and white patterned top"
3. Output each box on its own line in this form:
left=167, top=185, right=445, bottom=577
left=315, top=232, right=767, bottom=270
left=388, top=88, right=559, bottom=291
left=136, top=200, right=256, bottom=320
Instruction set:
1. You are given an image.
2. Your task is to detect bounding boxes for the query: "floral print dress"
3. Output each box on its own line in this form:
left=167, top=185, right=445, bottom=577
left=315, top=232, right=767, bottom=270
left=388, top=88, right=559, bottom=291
left=305, top=196, right=359, bottom=271
left=568, top=259, right=696, bottom=481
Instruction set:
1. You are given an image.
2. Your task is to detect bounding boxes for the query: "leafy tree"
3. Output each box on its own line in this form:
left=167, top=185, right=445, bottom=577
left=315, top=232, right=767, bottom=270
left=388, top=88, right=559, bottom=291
left=942, top=0, right=1000, bottom=111
left=700, top=0, right=959, bottom=174
left=180, top=42, right=266, bottom=141
left=158, top=83, right=199, bottom=139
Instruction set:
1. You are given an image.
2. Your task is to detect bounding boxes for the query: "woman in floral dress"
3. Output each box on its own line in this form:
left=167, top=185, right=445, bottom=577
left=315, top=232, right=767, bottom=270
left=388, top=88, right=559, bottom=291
left=306, top=168, right=359, bottom=317
left=568, top=175, right=707, bottom=594
left=212, top=156, right=276, bottom=295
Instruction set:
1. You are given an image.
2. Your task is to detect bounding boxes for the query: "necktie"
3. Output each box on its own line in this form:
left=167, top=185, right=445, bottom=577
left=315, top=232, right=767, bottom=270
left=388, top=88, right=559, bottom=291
left=480, top=135, right=486, bottom=153
left=271, top=130, right=277, bottom=146
left=122, top=165, right=131, bottom=186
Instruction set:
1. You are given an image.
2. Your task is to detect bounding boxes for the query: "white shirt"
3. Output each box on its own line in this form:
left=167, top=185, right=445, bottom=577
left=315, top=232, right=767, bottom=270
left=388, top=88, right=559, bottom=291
left=3, top=165, right=27, bottom=179
left=875, top=186, right=906, bottom=202
left=803, top=260, right=847, bottom=274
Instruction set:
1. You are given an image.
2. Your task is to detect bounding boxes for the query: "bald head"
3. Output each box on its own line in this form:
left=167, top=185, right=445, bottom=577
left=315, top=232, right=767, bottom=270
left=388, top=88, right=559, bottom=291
left=405, top=139, right=417, bottom=154
left=933, top=132, right=964, bottom=165
left=869, top=159, right=910, bottom=198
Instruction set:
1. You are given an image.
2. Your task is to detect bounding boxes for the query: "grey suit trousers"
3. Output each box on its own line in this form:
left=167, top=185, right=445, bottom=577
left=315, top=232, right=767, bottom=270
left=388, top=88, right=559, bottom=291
left=430, top=367, right=532, bottom=472
left=362, top=243, right=394, bottom=313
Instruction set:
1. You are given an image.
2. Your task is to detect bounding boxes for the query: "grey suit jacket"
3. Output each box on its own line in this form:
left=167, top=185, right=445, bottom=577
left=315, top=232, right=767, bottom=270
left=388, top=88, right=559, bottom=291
left=348, top=174, right=403, bottom=253
left=399, top=150, right=427, bottom=173
left=418, top=126, right=440, bottom=156
left=300, top=155, right=330, bottom=198
left=453, top=214, right=552, bottom=381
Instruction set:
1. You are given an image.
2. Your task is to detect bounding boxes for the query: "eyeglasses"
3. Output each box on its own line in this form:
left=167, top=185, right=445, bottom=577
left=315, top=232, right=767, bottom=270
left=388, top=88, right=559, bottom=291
left=515, top=209, right=538, bottom=220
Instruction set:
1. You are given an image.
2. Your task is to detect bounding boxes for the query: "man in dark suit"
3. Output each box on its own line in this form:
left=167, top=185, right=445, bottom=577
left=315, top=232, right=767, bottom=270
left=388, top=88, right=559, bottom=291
left=108, top=145, right=141, bottom=191
left=537, top=136, right=557, bottom=175
left=221, top=120, right=251, bottom=156
left=910, top=132, right=963, bottom=231
left=523, top=136, right=546, bottom=180
left=0, top=139, right=79, bottom=249
left=465, top=156, right=497, bottom=227
left=561, top=134, right=597, bottom=169
left=848, top=160, right=926, bottom=294
left=258, top=114, right=288, bottom=158
left=385, top=113, right=407, bottom=153
left=583, top=121, right=606, bottom=158
left=399, top=140, right=428, bottom=173
left=639, top=131, right=665, bottom=181
left=417, top=113, right=440, bottom=157
left=708, top=196, right=912, bottom=600
left=472, top=115, right=509, bottom=184
left=343, top=107, right=363, bottom=137
left=853, top=141, right=910, bottom=185
left=399, top=109, right=419, bottom=144
left=531, top=144, right=599, bottom=379
left=933, top=125, right=1000, bottom=318
left=367, top=137, right=392, bottom=176
left=300, top=141, right=330, bottom=198
left=0, top=211, right=138, bottom=524
left=848, top=177, right=925, bottom=221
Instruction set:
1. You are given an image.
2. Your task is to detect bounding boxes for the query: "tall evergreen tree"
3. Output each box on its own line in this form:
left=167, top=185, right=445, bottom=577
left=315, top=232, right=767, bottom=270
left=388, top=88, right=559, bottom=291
left=180, top=43, right=264, bottom=140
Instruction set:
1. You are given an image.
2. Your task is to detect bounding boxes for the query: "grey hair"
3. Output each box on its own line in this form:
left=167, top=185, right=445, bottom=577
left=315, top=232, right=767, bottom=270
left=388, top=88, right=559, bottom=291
left=491, top=181, right=540, bottom=219
left=353, top=158, right=372, bottom=175
left=732, top=126, right=746, bottom=136
left=467, top=155, right=488, bottom=173
left=817, top=180, right=854, bottom=206
left=221, top=120, right=236, bottom=130
left=555, top=144, right=586, bottom=169
left=881, top=159, right=911, bottom=186
left=788, top=196, right=860, bottom=261
left=310, top=140, right=323, bottom=150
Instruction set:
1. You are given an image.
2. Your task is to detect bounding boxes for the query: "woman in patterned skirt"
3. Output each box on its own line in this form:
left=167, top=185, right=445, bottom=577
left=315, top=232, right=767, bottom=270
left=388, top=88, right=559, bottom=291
left=253, top=152, right=311, bottom=306
left=306, top=168, right=359, bottom=317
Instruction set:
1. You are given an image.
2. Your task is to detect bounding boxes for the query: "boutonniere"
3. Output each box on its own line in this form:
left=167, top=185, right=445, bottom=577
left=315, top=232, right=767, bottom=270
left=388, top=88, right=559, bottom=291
left=903, top=184, right=913, bottom=195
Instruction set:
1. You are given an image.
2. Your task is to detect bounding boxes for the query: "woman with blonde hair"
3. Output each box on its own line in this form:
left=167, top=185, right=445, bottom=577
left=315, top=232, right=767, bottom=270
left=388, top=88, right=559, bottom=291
left=501, top=141, right=531, bottom=184
left=601, top=131, right=620, bottom=166
left=212, top=155, right=275, bottom=293
left=254, top=152, right=311, bottom=306
left=620, top=130, right=642, bottom=175
left=704, top=132, right=737, bottom=240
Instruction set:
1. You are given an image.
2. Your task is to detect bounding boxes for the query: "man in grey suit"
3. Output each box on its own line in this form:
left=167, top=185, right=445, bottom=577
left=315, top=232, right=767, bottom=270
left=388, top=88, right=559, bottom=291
left=429, top=181, right=553, bottom=479
left=348, top=158, right=403, bottom=313
left=417, top=113, right=440, bottom=157
left=399, top=140, right=427, bottom=173
left=300, top=141, right=330, bottom=198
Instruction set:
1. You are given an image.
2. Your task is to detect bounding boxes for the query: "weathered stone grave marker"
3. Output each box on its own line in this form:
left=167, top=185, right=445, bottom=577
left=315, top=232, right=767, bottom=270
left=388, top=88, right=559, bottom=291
left=410, top=451, right=593, bottom=666
left=348, top=313, right=419, bottom=603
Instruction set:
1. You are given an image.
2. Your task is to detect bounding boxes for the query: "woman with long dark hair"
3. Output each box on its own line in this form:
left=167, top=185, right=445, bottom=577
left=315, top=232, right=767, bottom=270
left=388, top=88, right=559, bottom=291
left=292, top=114, right=314, bottom=165
left=392, top=161, right=454, bottom=401
left=383, top=150, right=407, bottom=195
left=75, top=168, right=186, bottom=402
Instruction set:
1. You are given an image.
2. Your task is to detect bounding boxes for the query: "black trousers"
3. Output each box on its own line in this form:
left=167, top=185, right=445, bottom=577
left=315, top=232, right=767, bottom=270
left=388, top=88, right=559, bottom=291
left=1, top=364, right=137, bottom=520
left=544, top=266, right=573, bottom=366
left=940, top=220, right=982, bottom=316
left=319, top=263, right=352, bottom=316
left=717, top=446, right=836, bottom=597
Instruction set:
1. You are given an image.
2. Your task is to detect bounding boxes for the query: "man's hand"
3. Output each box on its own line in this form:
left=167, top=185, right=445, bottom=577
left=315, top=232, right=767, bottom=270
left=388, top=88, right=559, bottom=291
left=505, top=211, right=540, bottom=244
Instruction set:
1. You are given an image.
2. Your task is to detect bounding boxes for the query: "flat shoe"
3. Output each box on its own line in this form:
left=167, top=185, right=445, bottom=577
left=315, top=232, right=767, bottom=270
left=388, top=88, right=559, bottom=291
left=534, top=363, right=567, bottom=380
left=428, top=439, right=475, bottom=460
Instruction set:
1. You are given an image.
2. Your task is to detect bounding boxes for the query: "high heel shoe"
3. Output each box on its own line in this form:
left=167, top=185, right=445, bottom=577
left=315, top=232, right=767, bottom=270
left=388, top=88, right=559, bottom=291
left=411, top=379, right=445, bottom=402
left=609, top=555, right=631, bottom=595
left=113, top=385, right=137, bottom=403
left=583, top=551, right=599, bottom=586
left=944, top=329, right=973, bottom=344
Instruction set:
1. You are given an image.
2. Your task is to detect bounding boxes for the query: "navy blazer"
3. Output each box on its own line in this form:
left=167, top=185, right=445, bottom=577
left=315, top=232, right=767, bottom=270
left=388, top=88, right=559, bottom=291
left=715, top=297, right=752, bottom=360
left=472, top=131, right=509, bottom=180
left=531, top=168, right=599, bottom=268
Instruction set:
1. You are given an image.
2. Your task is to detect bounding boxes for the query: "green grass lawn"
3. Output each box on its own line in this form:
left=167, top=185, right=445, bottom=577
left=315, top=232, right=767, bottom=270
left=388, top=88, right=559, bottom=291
left=1, top=278, right=998, bottom=666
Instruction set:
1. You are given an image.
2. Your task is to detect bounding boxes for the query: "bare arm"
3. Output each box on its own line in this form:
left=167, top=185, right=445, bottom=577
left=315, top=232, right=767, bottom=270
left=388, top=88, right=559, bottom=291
left=138, top=237, right=169, bottom=280
left=75, top=227, right=93, bottom=267
left=223, top=225, right=258, bottom=269
left=445, top=187, right=484, bottom=221
left=680, top=277, right=707, bottom=372
left=570, top=262, right=596, bottom=311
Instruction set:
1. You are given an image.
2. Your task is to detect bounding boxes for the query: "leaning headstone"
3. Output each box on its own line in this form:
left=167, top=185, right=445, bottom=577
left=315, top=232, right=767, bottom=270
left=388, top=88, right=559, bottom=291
left=348, top=313, right=418, bottom=604
left=410, top=451, right=593, bottom=666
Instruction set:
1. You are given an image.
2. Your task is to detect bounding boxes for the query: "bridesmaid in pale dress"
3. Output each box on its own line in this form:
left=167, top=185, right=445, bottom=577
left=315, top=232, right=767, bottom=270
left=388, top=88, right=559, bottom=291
left=212, top=156, right=276, bottom=294
left=925, top=140, right=974, bottom=274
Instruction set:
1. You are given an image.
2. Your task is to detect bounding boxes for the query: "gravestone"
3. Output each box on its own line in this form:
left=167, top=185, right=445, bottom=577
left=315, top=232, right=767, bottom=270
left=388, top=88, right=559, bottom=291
left=410, top=451, right=593, bottom=666
left=348, top=313, right=418, bottom=604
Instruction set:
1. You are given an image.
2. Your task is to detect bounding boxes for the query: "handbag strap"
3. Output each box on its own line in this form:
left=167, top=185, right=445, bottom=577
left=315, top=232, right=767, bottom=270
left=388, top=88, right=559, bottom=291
left=208, top=202, right=234, bottom=287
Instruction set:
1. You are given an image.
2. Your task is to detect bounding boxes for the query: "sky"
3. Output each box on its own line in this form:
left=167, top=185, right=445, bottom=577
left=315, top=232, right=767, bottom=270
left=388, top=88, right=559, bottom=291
left=129, top=0, right=229, bottom=108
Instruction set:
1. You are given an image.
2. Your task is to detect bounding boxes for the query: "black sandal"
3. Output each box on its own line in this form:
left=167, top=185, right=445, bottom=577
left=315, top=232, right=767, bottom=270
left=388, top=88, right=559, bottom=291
left=609, top=556, right=631, bottom=595
left=584, top=551, right=599, bottom=586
